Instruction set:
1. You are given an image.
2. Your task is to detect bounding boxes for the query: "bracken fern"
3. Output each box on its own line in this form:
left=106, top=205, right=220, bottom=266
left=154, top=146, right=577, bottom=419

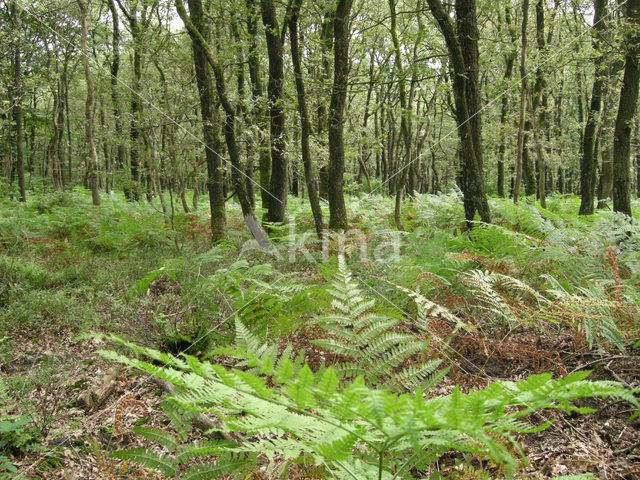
left=100, top=336, right=638, bottom=480
left=313, top=255, right=446, bottom=391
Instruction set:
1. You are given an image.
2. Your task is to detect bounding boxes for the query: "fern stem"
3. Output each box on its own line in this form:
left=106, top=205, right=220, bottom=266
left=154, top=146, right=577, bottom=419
left=391, top=452, right=419, bottom=480
left=336, top=460, right=360, bottom=480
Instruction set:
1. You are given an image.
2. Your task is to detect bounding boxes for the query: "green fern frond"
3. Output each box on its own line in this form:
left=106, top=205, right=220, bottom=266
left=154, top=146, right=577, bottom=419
left=181, top=455, right=254, bottom=480
left=380, top=277, right=467, bottom=332
left=394, top=360, right=448, bottom=391
left=132, top=426, right=178, bottom=452
left=312, top=255, right=445, bottom=391
left=101, top=338, right=638, bottom=480
left=110, top=448, right=177, bottom=477
left=175, top=440, right=238, bottom=464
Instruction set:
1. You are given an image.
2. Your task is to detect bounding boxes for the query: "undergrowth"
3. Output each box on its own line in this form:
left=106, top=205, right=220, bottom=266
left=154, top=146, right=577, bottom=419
left=2, top=189, right=640, bottom=478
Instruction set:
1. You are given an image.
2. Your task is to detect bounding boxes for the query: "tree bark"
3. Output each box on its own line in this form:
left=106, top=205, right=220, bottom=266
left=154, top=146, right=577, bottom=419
left=426, top=0, right=491, bottom=225
left=327, top=0, right=353, bottom=231
left=260, top=0, right=288, bottom=224
left=613, top=0, right=640, bottom=217
left=183, top=0, right=226, bottom=240
left=11, top=1, right=26, bottom=202
left=175, top=0, right=257, bottom=229
left=533, top=0, right=547, bottom=208
left=317, top=5, right=335, bottom=200
left=579, top=0, right=607, bottom=215
left=497, top=3, right=516, bottom=198
left=514, top=0, right=529, bottom=203
left=129, top=14, right=142, bottom=199
left=288, top=0, right=324, bottom=238
left=388, top=0, right=413, bottom=231
left=106, top=0, right=126, bottom=173
left=78, top=0, right=100, bottom=205
left=246, top=0, right=271, bottom=209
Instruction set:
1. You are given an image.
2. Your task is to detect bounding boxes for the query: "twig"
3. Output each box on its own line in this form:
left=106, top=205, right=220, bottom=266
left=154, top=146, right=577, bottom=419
left=615, top=438, right=640, bottom=455
left=568, top=355, right=632, bottom=374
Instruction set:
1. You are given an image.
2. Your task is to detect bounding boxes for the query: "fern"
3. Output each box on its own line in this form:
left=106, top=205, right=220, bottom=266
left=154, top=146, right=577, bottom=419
left=211, top=318, right=306, bottom=377
left=312, top=255, right=445, bottom=391
left=111, top=448, right=177, bottom=477
left=100, top=338, right=638, bottom=479
left=381, top=277, right=469, bottom=333
left=110, top=401, right=254, bottom=479
left=463, top=270, right=546, bottom=326
left=541, top=275, right=625, bottom=351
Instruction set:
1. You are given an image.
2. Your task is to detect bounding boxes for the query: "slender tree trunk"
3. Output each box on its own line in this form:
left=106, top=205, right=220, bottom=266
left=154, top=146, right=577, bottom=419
left=56, top=71, right=66, bottom=186
left=48, top=83, right=62, bottom=190
left=533, top=0, right=547, bottom=208
left=288, top=0, right=324, bottom=237
left=260, top=0, right=288, bottom=224
left=115, top=0, right=153, bottom=200
left=64, top=67, right=72, bottom=183
left=498, top=3, right=516, bottom=198
left=11, top=1, right=25, bottom=202
left=634, top=120, right=640, bottom=198
left=78, top=0, right=100, bottom=205
left=597, top=86, right=614, bottom=208
left=388, top=0, right=412, bottom=231
left=107, top=0, right=126, bottom=173
left=579, top=0, right=607, bottom=215
left=427, top=0, right=490, bottom=225
left=327, top=0, right=353, bottom=230
left=175, top=0, right=258, bottom=231
left=514, top=0, right=529, bottom=203
left=130, top=19, right=142, bottom=199
left=100, top=96, right=111, bottom=194
left=246, top=0, right=271, bottom=209
left=182, top=0, right=227, bottom=240
left=317, top=5, right=334, bottom=200
left=613, top=0, right=640, bottom=216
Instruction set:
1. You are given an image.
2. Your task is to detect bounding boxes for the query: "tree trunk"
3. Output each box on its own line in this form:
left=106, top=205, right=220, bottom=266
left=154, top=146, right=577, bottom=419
left=107, top=0, right=126, bottom=173
left=389, top=0, right=412, bottom=231
left=78, top=0, right=100, bottom=206
left=246, top=0, right=271, bottom=209
left=533, top=0, right=547, bottom=208
left=613, top=0, right=640, bottom=217
left=497, top=3, right=516, bottom=198
left=183, top=0, right=227, bottom=240
left=317, top=5, right=334, bottom=200
left=288, top=0, right=324, bottom=238
left=175, top=0, right=258, bottom=231
left=327, top=0, right=353, bottom=231
left=11, top=1, right=25, bottom=202
left=260, top=0, right=288, bottom=224
left=426, top=0, right=490, bottom=225
left=579, top=0, right=606, bottom=215
left=129, top=19, right=142, bottom=200
left=514, top=0, right=529, bottom=204
left=597, top=89, right=614, bottom=208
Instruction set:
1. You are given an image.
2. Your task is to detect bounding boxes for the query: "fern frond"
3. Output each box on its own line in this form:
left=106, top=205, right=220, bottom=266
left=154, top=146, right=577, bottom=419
left=181, top=455, right=254, bottom=480
left=132, top=426, right=178, bottom=452
left=313, top=256, right=446, bottom=391
left=110, top=448, right=177, bottom=477
left=175, top=440, right=238, bottom=464
left=102, top=337, right=638, bottom=480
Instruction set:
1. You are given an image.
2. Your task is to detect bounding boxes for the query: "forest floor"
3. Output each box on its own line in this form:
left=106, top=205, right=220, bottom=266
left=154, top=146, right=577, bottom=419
left=1, top=189, right=640, bottom=479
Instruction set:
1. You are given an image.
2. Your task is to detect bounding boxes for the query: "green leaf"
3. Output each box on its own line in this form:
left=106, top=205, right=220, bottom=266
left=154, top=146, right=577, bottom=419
left=181, top=456, right=254, bottom=480
left=111, top=448, right=177, bottom=477
left=132, top=427, right=178, bottom=452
